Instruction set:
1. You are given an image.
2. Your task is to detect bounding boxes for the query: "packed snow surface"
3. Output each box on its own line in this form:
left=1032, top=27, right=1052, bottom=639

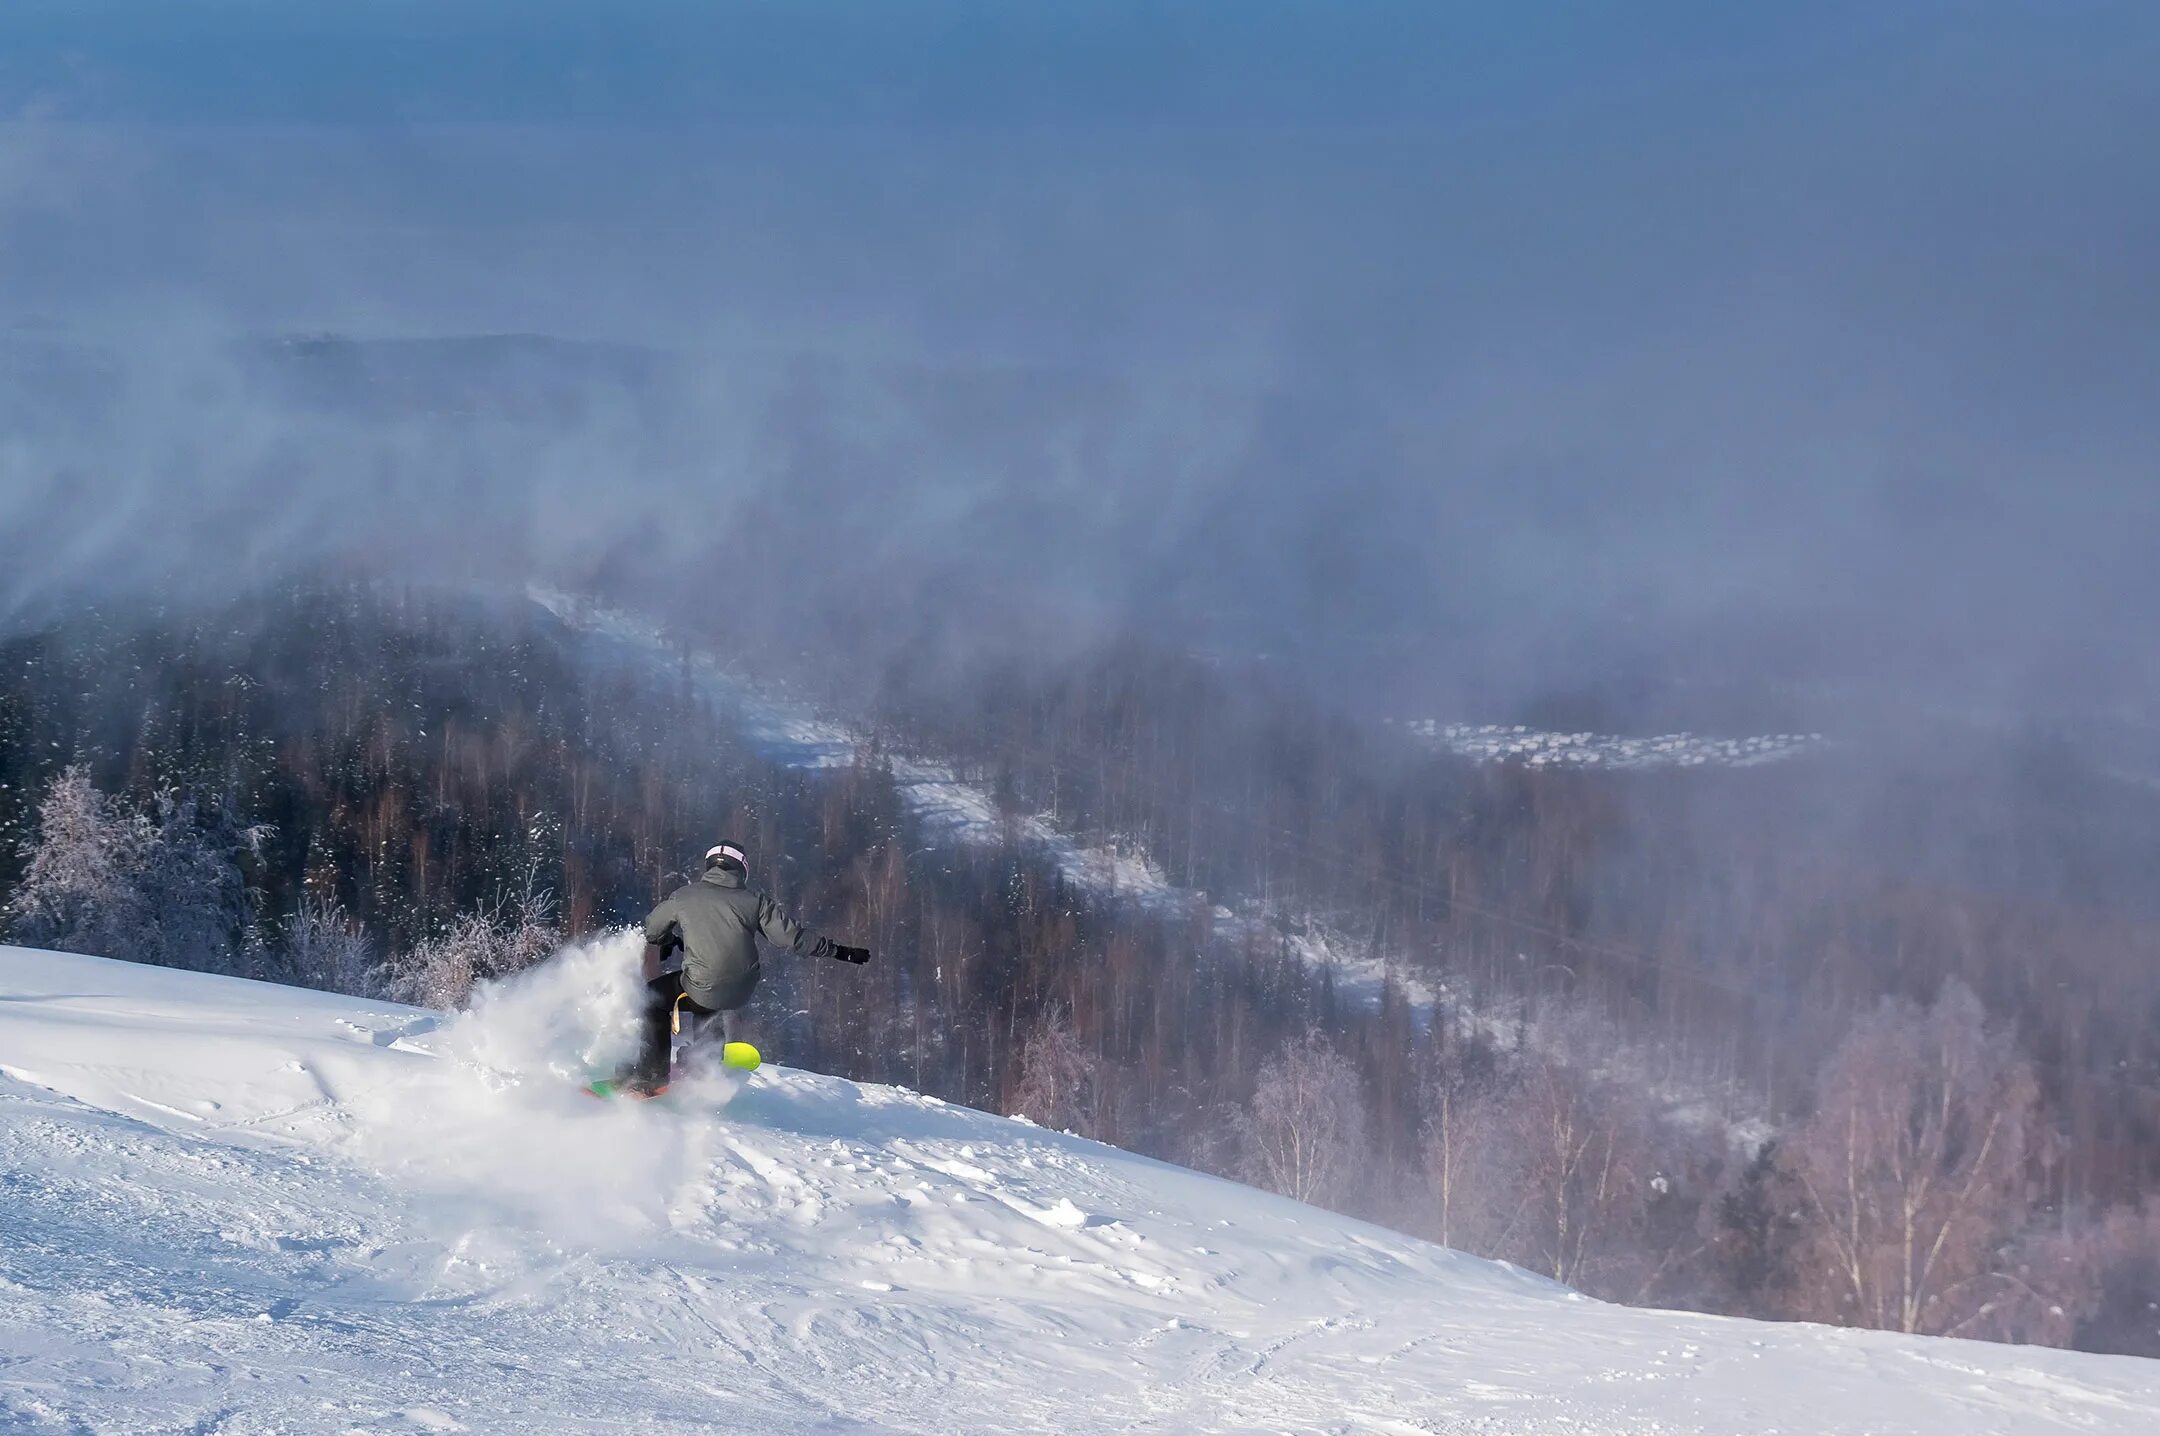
left=3, top=944, right=2155, bottom=1434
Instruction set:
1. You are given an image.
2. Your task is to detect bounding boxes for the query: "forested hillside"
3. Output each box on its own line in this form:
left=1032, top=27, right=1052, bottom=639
left=4, top=582, right=2158, bottom=1355
left=851, top=634, right=2160, bottom=1191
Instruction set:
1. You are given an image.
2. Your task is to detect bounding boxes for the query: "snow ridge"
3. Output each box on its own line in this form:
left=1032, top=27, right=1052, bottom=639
left=2, top=944, right=2154, bottom=1433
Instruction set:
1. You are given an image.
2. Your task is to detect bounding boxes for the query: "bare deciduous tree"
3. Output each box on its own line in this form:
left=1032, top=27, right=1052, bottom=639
left=1240, top=1030, right=1368, bottom=1208
left=1784, top=980, right=2041, bottom=1336
left=1010, top=1009, right=1105, bottom=1138
left=1422, top=1060, right=1501, bottom=1251
left=1485, top=1052, right=1655, bottom=1291
left=283, top=893, right=375, bottom=996
left=379, top=893, right=562, bottom=1009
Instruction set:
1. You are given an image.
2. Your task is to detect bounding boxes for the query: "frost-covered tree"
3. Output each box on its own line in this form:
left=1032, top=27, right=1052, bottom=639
left=1010, top=1010, right=1105, bottom=1137
left=1783, top=981, right=2041, bottom=1337
left=134, top=789, right=268, bottom=976
left=379, top=893, right=561, bottom=1009
left=282, top=893, right=375, bottom=996
left=5, top=765, right=154, bottom=960
left=1240, top=1030, right=1368, bottom=1208
left=1488, top=1054, right=1657, bottom=1292
left=7, top=767, right=264, bottom=974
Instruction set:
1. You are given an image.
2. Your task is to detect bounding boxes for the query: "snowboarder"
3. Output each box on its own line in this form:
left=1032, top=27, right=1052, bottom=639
left=617, top=842, right=869, bottom=1093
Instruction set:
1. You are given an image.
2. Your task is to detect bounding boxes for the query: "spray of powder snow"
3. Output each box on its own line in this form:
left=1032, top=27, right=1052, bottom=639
left=339, top=929, right=751, bottom=1247
left=444, top=927, right=650, bottom=1088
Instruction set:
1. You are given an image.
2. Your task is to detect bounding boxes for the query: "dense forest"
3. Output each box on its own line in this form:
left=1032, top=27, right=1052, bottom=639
left=3, top=582, right=2157, bottom=1356
left=851, top=633, right=2160, bottom=1189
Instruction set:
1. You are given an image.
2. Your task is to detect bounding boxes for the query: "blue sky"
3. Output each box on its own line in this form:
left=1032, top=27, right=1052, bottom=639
left=5, top=2, right=2151, bottom=362
left=0, top=4, right=1947, bottom=129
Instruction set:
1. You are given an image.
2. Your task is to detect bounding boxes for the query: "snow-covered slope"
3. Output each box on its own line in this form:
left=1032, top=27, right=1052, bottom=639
left=4, top=944, right=2151, bottom=1435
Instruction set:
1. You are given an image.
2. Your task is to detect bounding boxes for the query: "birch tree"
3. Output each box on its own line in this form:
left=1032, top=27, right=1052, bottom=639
left=1011, top=1009, right=1106, bottom=1138
left=1494, top=1054, right=1652, bottom=1290
left=1784, top=981, right=2040, bottom=1335
left=1422, top=1062, right=1500, bottom=1251
left=1240, top=1030, right=1368, bottom=1208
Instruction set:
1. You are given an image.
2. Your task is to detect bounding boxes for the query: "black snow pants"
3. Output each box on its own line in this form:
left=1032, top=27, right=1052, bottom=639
left=631, top=972, right=739, bottom=1084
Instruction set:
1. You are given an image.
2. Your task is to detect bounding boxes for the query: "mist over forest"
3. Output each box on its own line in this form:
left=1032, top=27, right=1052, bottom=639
left=3, top=1, right=2159, bottom=1358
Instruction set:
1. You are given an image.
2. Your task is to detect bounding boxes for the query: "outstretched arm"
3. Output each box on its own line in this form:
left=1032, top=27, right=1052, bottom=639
left=757, top=893, right=869, bottom=964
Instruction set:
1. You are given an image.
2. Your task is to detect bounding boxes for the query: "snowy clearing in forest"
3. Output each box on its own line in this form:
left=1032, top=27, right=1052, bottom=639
left=529, top=586, right=1174, bottom=896
left=3, top=943, right=2155, bottom=1434
left=1396, top=721, right=1826, bottom=770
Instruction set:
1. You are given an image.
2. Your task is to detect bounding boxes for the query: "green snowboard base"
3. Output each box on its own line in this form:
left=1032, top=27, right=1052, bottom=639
left=583, top=1076, right=665, bottom=1101
left=583, top=1042, right=762, bottom=1100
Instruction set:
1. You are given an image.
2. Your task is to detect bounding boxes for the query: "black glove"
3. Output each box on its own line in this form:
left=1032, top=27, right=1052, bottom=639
left=831, top=944, right=871, bottom=965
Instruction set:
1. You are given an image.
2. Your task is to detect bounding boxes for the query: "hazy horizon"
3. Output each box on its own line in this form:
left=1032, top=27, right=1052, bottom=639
left=3, top=2, right=2155, bottom=731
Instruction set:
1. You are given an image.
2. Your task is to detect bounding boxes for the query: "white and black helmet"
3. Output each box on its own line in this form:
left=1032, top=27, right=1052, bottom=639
left=705, top=842, right=748, bottom=871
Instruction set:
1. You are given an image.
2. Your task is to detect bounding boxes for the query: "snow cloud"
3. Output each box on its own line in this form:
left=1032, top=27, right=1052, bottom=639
left=0, top=3, right=2155, bottom=726
left=344, top=927, right=755, bottom=1246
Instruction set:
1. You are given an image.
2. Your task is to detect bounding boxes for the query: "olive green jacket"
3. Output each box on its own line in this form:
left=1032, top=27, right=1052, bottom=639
left=642, top=866, right=838, bottom=1010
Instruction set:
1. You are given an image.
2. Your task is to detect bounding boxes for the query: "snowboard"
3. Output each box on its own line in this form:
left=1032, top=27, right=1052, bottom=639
left=583, top=1076, right=668, bottom=1101
left=583, top=1041, right=762, bottom=1101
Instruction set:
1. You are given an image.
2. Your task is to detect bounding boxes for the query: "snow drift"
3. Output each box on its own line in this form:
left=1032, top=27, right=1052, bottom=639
left=0, top=944, right=2154, bottom=1434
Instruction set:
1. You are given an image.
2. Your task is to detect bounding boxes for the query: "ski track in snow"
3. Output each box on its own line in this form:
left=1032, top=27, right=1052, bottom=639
left=1, top=944, right=2154, bottom=1434
left=527, top=588, right=1437, bottom=1021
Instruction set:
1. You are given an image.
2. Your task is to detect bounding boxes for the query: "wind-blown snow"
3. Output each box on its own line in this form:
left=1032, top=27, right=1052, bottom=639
left=1, top=945, right=2153, bottom=1433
